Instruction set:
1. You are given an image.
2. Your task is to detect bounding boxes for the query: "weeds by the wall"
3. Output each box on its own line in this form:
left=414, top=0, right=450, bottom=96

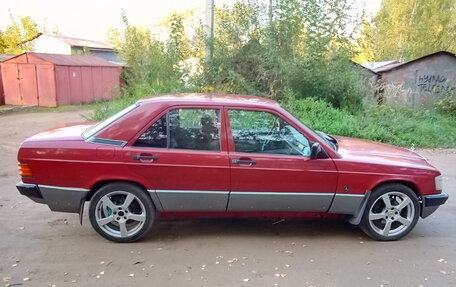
left=282, top=94, right=456, bottom=148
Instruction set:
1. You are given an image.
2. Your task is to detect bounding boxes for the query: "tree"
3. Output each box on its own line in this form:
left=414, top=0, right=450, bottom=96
left=0, top=16, right=39, bottom=54
left=167, top=14, right=192, bottom=64
left=103, top=0, right=368, bottom=116
left=406, top=0, right=456, bottom=58
left=358, top=0, right=456, bottom=61
left=106, top=11, right=185, bottom=101
left=195, top=0, right=364, bottom=104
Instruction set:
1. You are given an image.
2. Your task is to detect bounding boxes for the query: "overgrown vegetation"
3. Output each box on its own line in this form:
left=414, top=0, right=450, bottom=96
left=284, top=96, right=456, bottom=148
left=435, top=88, right=456, bottom=118
left=88, top=0, right=456, bottom=148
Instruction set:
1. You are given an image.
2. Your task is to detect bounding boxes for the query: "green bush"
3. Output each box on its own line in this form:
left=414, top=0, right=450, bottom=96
left=90, top=14, right=189, bottom=121
left=281, top=93, right=359, bottom=137
left=288, top=53, right=369, bottom=113
left=435, top=94, right=456, bottom=118
left=282, top=94, right=456, bottom=148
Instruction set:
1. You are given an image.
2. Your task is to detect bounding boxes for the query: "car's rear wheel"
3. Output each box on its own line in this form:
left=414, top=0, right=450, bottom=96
left=89, top=183, right=155, bottom=242
left=360, top=184, right=420, bottom=241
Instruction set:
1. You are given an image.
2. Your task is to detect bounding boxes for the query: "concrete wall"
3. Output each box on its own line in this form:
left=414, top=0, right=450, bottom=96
left=356, top=66, right=379, bottom=100
left=379, top=53, right=456, bottom=107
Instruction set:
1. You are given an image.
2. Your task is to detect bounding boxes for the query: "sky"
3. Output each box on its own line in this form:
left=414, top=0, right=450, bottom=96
left=0, top=0, right=381, bottom=43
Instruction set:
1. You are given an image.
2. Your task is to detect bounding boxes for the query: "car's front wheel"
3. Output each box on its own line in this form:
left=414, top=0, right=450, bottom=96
left=89, top=183, right=155, bottom=242
left=360, top=184, right=420, bottom=241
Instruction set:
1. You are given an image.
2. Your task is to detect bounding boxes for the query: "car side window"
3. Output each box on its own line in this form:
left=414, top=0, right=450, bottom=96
left=134, top=114, right=167, bottom=148
left=134, top=108, right=221, bottom=151
left=229, top=110, right=310, bottom=156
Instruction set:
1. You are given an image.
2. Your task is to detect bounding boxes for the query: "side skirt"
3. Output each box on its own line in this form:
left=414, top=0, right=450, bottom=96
left=227, top=192, right=334, bottom=212
left=151, top=190, right=229, bottom=212
left=147, top=189, right=370, bottom=221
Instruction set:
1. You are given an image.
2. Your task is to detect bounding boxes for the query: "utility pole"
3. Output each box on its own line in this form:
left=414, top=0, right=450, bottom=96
left=269, top=0, right=273, bottom=25
left=205, top=0, right=215, bottom=62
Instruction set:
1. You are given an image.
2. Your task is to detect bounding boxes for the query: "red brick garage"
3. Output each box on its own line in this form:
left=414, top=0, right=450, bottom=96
left=1, top=52, right=122, bottom=107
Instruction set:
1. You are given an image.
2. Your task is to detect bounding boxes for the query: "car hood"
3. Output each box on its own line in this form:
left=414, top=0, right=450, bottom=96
left=334, top=136, right=436, bottom=170
left=26, top=123, right=96, bottom=142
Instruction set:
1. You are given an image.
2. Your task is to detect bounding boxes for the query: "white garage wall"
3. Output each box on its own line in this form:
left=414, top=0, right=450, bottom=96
left=33, top=35, right=72, bottom=55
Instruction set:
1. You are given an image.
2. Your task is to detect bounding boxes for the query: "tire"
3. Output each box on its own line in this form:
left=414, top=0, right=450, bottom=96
left=89, top=183, right=155, bottom=243
left=360, top=184, right=420, bottom=241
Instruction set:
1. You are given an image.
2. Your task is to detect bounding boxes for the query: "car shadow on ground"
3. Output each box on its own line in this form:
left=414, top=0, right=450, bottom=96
left=141, top=217, right=366, bottom=242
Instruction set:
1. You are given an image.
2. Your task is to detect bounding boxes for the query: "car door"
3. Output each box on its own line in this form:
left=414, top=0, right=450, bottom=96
left=225, top=108, right=338, bottom=212
left=122, top=106, right=230, bottom=212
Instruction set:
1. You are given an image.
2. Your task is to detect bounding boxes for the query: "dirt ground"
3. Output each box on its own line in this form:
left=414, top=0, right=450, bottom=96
left=0, top=108, right=455, bottom=287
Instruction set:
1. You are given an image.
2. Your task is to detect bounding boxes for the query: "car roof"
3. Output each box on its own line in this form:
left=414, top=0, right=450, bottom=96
left=137, top=93, right=279, bottom=108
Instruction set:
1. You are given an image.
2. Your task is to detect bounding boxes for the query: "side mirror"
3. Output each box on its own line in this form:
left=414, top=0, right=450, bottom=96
left=310, top=142, right=328, bottom=159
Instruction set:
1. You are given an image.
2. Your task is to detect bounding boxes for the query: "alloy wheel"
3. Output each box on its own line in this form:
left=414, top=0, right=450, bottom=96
left=94, top=191, right=147, bottom=238
left=368, top=191, right=415, bottom=238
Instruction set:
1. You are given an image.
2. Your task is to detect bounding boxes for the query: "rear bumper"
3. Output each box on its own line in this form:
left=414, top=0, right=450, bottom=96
left=17, top=182, right=45, bottom=204
left=421, top=192, right=449, bottom=218
left=16, top=182, right=89, bottom=213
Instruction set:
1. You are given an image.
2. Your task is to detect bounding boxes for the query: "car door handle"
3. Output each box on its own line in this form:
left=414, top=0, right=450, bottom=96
left=132, top=154, right=158, bottom=162
left=232, top=159, right=256, bottom=165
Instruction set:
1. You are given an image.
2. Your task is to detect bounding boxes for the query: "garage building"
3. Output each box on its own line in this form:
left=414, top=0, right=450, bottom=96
left=0, top=54, right=17, bottom=105
left=1, top=52, right=122, bottom=107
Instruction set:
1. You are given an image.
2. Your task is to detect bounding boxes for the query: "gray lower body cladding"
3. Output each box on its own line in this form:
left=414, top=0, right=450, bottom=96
left=18, top=182, right=447, bottom=220
left=153, top=190, right=229, bottom=212
left=151, top=190, right=365, bottom=215
left=227, top=192, right=335, bottom=212
left=16, top=182, right=89, bottom=213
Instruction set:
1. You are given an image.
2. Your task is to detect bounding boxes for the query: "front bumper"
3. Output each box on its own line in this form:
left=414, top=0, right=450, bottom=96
left=421, top=192, right=449, bottom=218
left=16, top=182, right=89, bottom=213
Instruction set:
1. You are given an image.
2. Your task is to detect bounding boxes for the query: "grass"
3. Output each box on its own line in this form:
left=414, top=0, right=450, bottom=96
left=89, top=94, right=456, bottom=149
left=357, top=105, right=456, bottom=148
left=283, top=97, right=456, bottom=148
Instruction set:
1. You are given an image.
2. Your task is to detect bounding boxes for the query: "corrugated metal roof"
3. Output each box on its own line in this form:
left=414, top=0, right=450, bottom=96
left=30, top=52, right=122, bottom=67
left=0, top=54, right=16, bottom=62
left=374, top=51, right=456, bottom=73
left=41, top=34, right=114, bottom=50
left=361, top=60, right=401, bottom=70
left=373, top=62, right=404, bottom=73
left=351, top=61, right=379, bottom=75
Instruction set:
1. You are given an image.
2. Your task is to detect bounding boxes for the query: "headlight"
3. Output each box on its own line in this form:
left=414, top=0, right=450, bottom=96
left=435, top=175, right=443, bottom=191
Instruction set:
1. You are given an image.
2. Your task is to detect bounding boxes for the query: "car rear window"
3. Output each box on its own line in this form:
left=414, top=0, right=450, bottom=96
left=82, top=104, right=138, bottom=140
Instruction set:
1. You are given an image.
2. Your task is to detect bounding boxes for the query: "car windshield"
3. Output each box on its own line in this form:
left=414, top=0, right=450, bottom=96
left=281, top=107, right=338, bottom=152
left=82, top=104, right=138, bottom=139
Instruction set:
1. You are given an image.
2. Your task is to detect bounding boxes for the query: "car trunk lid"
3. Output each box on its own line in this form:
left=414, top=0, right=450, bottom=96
left=25, top=123, right=95, bottom=142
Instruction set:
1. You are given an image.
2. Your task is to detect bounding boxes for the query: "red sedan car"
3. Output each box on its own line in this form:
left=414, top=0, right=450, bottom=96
left=16, top=94, right=448, bottom=242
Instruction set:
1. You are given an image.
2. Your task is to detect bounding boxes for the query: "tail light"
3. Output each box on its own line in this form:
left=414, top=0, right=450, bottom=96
left=18, top=163, right=33, bottom=177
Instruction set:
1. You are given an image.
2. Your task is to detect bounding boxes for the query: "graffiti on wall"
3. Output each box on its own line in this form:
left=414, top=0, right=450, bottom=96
left=416, top=74, right=453, bottom=94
